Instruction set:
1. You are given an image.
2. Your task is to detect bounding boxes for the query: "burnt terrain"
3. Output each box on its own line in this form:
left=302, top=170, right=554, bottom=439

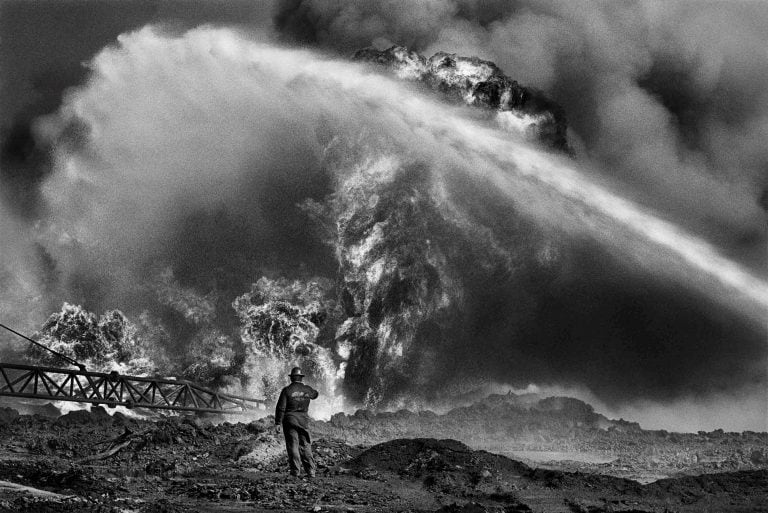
left=0, top=395, right=765, bottom=512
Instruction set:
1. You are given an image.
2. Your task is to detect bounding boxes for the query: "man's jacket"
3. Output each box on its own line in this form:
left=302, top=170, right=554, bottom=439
left=275, top=382, right=319, bottom=429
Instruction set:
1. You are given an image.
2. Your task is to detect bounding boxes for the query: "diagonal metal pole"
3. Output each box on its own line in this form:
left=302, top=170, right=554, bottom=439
left=0, top=322, right=86, bottom=370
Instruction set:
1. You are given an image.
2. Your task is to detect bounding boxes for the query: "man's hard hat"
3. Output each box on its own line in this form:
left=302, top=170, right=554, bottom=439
left=289, top=367, right=304, bottom=378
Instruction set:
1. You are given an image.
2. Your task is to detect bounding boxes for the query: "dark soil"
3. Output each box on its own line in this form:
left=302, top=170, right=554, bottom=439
left=0, top=404, right=765, bottom=512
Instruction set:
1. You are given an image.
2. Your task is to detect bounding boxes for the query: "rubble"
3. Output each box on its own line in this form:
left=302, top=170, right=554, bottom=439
left=0, top=408, right=19, bottom=426
left=0, top=399, right=763, bottom=511
left=311, top=393, right=768, bottom=482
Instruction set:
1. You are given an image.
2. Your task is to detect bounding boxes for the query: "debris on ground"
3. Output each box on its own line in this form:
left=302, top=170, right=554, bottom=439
left=0, top=402, right=764, bottom=512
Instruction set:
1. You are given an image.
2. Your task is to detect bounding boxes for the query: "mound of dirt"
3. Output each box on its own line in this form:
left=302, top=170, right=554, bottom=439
left=0, top=408, right=19, bottom=426
left=55, top=406, right=113, bottom=426
left=436, top=502, right=532, bottom=513
left=350, top=438, right=530, bottom=478
left=313, top=393, right=768, bottom=483
left=349, top=438, right=768, bottom=512
left=643, top=469, right=768, bottom=502
left=349, top=438, right=537, bottom=509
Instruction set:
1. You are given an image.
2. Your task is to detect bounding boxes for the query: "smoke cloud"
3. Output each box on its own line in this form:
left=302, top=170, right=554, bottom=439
left=275, top=0, right=768, bottom=269
left=0, top=1, right=765, bottom=430
left=38, top=27, right=333, bottom=299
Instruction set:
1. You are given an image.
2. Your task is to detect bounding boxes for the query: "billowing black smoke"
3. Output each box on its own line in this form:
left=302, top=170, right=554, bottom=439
left=270, top=0, right=768, bottom=425
left=0, top=1, right=765, bottom=430
left=274, top=0, right=768, bottom=258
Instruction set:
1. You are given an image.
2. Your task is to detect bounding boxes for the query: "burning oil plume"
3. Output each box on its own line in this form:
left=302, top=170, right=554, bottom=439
left=274, top=1, right=768, bottom=246
left=7, top=26, right=760, bottom=425
left=0, top=12, right=763, bottom=430
left=267, top=0, right=768, bottom=430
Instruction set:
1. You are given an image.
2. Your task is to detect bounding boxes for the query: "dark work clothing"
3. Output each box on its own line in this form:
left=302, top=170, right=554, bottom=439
left=274, top=382, right=319, bottom=429
left=283, top=421, right=316, bottom=476
left=275, top=381, right=319, bottom=476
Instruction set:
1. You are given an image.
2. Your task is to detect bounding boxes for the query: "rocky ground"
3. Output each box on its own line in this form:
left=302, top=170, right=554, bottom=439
left=310, top=394, right=768, bottom=484
left=0, top=398, right=765, bottom=512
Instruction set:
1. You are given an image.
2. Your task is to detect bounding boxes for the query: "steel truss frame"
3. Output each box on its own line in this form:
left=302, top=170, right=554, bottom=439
left=0, top=362, right=263, bottom=413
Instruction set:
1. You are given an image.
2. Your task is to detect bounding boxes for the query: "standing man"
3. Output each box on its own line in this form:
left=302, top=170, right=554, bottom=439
left=274, top=367, right=319, bottom=478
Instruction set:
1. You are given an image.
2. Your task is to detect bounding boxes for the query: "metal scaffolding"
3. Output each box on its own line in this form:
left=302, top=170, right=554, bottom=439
left=0, top=362, right=263, bottom=414
left=0, top=322, right=264, bottom=414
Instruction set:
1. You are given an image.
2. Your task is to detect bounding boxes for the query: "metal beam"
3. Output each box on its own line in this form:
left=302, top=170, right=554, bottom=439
left=0, top=362, right=264, bottom=414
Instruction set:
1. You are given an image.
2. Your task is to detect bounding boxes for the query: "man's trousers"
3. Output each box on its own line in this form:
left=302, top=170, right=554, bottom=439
left=282, top=420, right=316, bottom=476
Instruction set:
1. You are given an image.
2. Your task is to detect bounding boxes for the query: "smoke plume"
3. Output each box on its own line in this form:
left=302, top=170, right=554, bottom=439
left=0, top=1, right=765, bottom=430
left=275, top=0, right=768, bottom=266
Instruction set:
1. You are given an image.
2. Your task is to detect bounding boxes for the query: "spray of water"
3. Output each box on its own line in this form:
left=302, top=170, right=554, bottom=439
left=34, top=27, right=766, bottom=422
left=288, top=41, right=768, bottom=323
left=447, top=124, right=768, bottom=323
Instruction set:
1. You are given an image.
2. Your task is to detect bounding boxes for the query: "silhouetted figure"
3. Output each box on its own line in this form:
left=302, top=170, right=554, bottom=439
left=274, top=367, right=319, bottom=478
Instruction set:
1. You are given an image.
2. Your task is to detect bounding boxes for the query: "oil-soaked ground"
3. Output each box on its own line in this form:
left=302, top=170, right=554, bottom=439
left=0, top=400, right=765, bottom=512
